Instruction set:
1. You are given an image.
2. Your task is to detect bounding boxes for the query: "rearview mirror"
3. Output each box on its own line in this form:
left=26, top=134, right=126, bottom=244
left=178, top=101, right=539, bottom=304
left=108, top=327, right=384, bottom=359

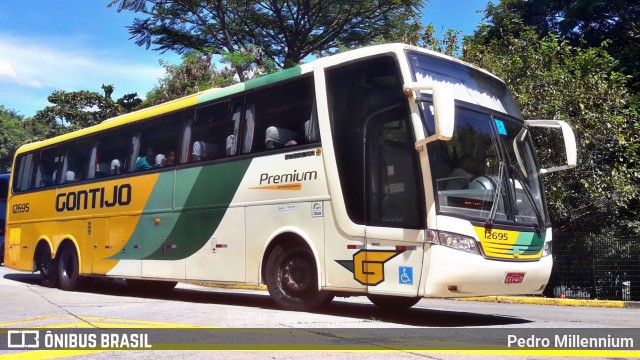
left=525, top=120, right=577, bottom=174
left=404, top=82, right=455, bottom=149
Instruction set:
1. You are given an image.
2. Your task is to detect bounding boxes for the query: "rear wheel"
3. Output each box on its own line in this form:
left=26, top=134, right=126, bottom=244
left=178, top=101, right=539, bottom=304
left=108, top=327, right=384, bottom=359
left=367, top=294, right=421, bottom=310
left=36, top=246, right=59, bottom=288
left=58, top=245, right=81, bottom=291
left=265, top=244, right=333, bottom=311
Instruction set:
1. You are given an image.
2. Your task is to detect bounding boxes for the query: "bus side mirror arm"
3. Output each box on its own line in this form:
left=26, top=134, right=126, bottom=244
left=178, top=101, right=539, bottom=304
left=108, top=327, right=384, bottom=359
left=525, top=119, right=577, bottom=174
left=403, top=82, right=455, bottom=151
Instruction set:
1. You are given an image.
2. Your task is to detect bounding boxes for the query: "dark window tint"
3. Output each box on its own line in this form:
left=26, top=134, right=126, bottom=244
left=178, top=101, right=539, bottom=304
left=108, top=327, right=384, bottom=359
left=187, top=100, right=241, bottom=162
left=34, top=147, right=62, bottom=189
left=327, top=56, right=422, bottom=227
left=243, top=77, right=316, bottom=153
left=131, top=114, right=182, bottom=172
left=60, top=140, right=92, bottom=184
left=90, top=129, right=130, bottom=179
left=13, top=153, right=35, bottom=192
left=366, top=110, right=423, bottom=227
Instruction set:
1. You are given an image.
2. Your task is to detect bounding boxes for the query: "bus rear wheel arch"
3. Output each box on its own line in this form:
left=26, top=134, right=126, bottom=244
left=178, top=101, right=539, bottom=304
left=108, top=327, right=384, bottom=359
left=264, top=239, right=333, bottom=311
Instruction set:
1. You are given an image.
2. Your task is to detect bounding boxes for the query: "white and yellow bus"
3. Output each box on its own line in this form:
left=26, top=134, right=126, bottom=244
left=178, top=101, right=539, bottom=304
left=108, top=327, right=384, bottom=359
left=5, top=43, right=576, bottom=311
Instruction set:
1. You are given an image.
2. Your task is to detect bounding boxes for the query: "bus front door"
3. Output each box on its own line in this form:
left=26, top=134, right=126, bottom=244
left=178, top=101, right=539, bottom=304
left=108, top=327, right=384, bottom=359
left=364, top=106, right=425, bottom=297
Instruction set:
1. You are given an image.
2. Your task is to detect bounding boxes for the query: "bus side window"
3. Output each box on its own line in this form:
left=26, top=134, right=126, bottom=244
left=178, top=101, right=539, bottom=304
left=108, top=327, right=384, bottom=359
left=13, top=153, right=35, bottom=192
left=90, top=129, right=130, bottom=178
left=189, top=100, right=238, bottom=162
left=60, top=140, right=92, bottom=184
left=34, top=147, right=62, bottom=189
left=132, top=114, right=181, bottom=171
left=243, top=76, right=315, bottom=153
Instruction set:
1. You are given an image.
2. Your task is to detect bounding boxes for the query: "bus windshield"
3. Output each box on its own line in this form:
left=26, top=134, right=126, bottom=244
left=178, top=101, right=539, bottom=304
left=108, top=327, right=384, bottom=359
left=422, top=105, right=548, bottom=226
left=408, top=52, right=549, bottom=227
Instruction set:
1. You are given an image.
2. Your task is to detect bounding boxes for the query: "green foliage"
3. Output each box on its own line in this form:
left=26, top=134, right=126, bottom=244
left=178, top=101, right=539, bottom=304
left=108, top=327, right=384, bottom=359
left=144, top=51, right=238, bottom=106
left=109, top=0, right=424, bottom=79
left=464, top=25, right=640, bottom=236
left=376, top=17, right=462, bottom=57
left=0, top=106, right=29, bottom=172
left=32, top=85, right=142, bottom=138
left=476, top=0, right=640, bottom=101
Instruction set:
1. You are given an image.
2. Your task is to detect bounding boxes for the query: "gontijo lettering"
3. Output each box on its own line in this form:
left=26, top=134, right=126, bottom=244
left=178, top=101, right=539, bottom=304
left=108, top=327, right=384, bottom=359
left=55, top=184, right=132, bottom=212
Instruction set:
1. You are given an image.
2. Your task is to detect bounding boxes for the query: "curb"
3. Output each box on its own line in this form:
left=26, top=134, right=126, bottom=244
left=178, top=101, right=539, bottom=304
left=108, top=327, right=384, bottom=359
left=455, top=296, right=640, bottom=308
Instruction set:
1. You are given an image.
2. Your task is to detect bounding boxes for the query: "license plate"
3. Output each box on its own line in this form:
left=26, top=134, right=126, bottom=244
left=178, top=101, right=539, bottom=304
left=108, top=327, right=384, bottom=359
left=504, top=272, right=526, bottom=284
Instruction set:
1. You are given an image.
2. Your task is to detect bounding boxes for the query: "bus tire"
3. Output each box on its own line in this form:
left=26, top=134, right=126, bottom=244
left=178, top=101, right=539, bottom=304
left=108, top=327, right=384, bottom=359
left=36, top=247, right=59, bottom=288
left=265, top=244, right=333, bottom=311
left=367, top=294, right=420, bottom=310
left=58, top=245, right=81, bottom=291
left=126, top=279, right=178, bottom=292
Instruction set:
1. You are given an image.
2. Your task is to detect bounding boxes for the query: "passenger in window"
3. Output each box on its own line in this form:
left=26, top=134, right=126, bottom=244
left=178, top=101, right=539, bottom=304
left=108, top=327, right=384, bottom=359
left=226, top=135, right=235, bottom=155
left=165, top=151, right=176, bottom=167
left=134, top=148, right=155, bottom=171
left=192, top=140, right=218, bottom=161
left=265, top=126, right=298, bottom=149
left=111, top=159, right=122, bottom=175
left=155, top=153, right=166, bottom=167
left=65, top=170, right=76, bottom=182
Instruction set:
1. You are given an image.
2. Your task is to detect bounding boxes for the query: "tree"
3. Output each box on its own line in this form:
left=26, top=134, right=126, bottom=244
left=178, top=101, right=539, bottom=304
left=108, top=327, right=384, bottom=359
left=109, top=0, right=424, bottom=80
left=474, top=0, right=640, bottom=97
left=32, top=85, right=142, bottom=137
left=463, top=25, right=640, bottom=237
left=144, top=51, right=238, bottom=106
left=0, top=106, right=29, bottom=172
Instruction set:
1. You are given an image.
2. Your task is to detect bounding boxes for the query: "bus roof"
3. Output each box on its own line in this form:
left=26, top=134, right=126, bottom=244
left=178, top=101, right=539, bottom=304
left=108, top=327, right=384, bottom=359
left=14, top=43, right=503, bottom=155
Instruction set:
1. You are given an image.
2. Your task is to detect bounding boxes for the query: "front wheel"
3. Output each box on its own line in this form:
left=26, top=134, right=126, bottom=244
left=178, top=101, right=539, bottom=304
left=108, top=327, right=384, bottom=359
left=265, top=244, right=333, bottom=311
left=58, top=245, right=81, bottom=291
left=367, top=294, right=421, bottom=310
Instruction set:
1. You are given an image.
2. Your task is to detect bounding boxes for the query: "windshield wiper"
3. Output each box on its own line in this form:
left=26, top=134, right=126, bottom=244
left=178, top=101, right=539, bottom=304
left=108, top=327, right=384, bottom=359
left=486, top=160, right=505, bottom=228
left=509, top=163, right=545, bottom=232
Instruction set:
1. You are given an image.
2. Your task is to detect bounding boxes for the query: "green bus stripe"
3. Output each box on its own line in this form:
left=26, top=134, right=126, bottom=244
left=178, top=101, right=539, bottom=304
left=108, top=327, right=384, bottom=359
left=110, top=159, right=251, bottom=260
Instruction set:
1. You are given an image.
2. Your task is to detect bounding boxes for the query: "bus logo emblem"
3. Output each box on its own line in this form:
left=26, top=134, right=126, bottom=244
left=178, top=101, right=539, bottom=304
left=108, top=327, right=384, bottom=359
left=336, top=250, right=403, bottom=286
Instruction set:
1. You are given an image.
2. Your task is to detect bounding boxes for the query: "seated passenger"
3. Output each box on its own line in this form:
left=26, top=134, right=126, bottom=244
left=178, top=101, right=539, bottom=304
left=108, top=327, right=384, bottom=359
left=155, top=153, right=166, bottom=167
left=265, top=126, right=297, bottom=149
left=110, top=159, right=121, bottom=175
left=192, top=140, right=219, bottom=161
left=165, top=151, right=176, bottom=167
left=135, top=148, right=155, bottom=171
left=65, top=170, right=76, bottom=182
left=226, top=135, right=235, bottom=155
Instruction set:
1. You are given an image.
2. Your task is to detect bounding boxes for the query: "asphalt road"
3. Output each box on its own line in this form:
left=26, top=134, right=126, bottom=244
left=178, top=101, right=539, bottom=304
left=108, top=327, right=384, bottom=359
left=0, top=265, right=638, bottom=359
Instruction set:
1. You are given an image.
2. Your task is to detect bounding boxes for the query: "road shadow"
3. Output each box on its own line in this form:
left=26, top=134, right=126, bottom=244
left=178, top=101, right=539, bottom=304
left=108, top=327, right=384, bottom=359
left=4, top=272, right=531, bottom=327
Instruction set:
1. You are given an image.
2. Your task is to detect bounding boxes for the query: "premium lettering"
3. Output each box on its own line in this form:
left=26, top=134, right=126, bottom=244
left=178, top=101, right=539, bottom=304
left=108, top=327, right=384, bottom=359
left=56, top=184, right=132, bottom=212
left=259, top=170, right=317, bottom=185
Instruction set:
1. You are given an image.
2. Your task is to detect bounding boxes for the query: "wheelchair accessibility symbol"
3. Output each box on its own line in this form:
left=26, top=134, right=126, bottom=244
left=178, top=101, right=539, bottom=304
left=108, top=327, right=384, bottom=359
left=399, top=266, right=413, bottom=285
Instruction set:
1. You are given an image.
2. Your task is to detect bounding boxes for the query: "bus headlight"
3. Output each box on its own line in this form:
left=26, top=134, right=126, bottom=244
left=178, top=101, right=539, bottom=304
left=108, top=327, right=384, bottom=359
left=437, top=231, right=480, bottom=255
left=543, top=241, right=552, bottom=257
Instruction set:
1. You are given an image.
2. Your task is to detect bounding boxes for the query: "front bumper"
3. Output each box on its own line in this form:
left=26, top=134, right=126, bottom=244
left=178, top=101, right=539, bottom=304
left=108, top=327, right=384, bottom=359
left=423, top=245, right=552, bottom=297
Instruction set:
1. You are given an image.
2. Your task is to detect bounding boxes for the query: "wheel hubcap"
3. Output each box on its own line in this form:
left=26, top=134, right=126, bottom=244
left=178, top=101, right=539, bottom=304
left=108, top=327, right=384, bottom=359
left=280, top=255, right=312, bottom=295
